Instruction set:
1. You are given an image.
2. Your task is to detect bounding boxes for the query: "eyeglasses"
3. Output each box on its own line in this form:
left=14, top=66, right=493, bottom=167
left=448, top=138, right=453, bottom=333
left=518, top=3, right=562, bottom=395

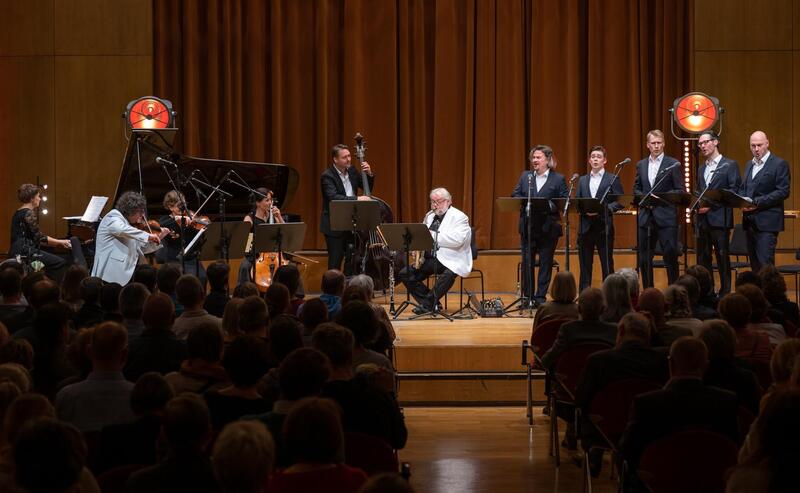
left=430, top=198, right=448, bottom=206
left=697, top=139, right=715, bottom=146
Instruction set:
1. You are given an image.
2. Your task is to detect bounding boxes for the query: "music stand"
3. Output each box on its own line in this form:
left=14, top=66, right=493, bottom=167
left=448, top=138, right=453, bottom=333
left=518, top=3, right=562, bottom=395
left=701, top=189, right=753, bottom=209
left=197, top=221, right=251, bottom=262
left=378, top=223, right=449, bottom=321
left=251, top=223, right=307, bottom=262
left=330, top=200, right=382, bottom=275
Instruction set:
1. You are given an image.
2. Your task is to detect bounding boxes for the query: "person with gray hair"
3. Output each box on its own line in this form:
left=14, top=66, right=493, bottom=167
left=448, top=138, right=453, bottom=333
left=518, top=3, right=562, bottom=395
left=91, top=191, right=170, bottom=284
left=616, top=267, right=640, bottom=307
left=398, top=187, right=472, bottom=314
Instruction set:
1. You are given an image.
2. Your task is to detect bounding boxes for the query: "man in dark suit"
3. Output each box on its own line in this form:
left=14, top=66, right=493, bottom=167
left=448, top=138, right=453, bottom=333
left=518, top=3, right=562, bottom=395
left=695, top=131, right=741, bottom=295
left=320, top=144, right=374, bottom=274
left=576, top=145, right=625, bottom=291
left=740, top=130, right=791, bottom=274
left=633, top=129, right=683, bottom=288
left=511, top=145, right=568, bottom=304
left=619, top=337, right=739, bottom=480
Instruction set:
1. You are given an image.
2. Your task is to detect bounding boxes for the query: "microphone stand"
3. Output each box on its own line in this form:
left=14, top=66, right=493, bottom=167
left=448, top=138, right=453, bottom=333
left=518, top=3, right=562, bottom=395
left=190, top=171, right=233, bottom=262
left=563, top=175, right=578, bottom=272
left=222, top=171, right=269, bottom=281
left=598, top=160, right=628, bottom=281
left=525, top=171, right=535, bottom=311
left=158, top=161, right=188, bottom=273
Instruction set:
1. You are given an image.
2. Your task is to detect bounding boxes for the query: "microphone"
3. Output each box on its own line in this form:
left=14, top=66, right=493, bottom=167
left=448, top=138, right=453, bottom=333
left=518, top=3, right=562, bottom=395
left=155, top=156, right=177, bottom=167
left=616, top=157, right=631, bottom=167
left=658, top=161, right=681, bottom=174
left=570, top=173, right=579, bottom=183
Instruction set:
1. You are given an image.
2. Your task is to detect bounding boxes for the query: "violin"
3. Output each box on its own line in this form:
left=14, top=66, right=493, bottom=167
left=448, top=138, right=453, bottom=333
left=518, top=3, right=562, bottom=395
left=169, top=213, right=211, bottom=237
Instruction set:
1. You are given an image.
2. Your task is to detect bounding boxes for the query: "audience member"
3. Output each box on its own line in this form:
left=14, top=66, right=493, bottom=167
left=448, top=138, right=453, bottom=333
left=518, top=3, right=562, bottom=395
left=345, top=274, right=396, bottom=355
left=213, top=420, right=275, bottom=493
left=675, top=274, right=717, bottom=320
left=531, top=271, right=579, bottom=330
left=599, top=274, right=631, bottom=324
left=232, top=281, right=259, bottom=299
left=157, top=264, right=183, bottom=316
left=735, top=270, right=762, bottom=290
left=119, top=282, right=150, bottom=342
left=766, top=339, right=800, bottom=399
left=259, top=315, right=304, bottom=402
left=125, top=293, right=186, bottom=382
left=172, top=275, right=221, bottom=340
left=273, top=264, right=304, bottom=316
left=615, top=268, right=640, bottom=309
left=718, top=293, right=773, bottom=363
left=73, top=276, right=104, bottom=329
left=0, top=340, right=33, bottom=371
left=663, top=284, right=703, bottom=336
left=21, top=302, right=76, bottom=399
left=0, top=268, right=31, bottom=333
left=55, top=321, right=135, bottom=432
left=61, top=264, right=89, bottom=312
left=265, top=282, right=291, bottom=318
left=0, top=382, right=21, bottom=430
left=165, top=322, right=229, bottom=395
left=685, top=264, right=718, bottom=310
left=59, top=327, right=94, bottom=389
left=320, top=269, right=345, bottom=319
left=737, top=284, right=786, bottom=346
left=759, top=264, right=800, bottom=330
left=637, top=287, right=690, bottom=347
left=336, top=301, right=394, bottom=374
left=28, top=278, right=61, bottom=311
left=132, top=264, right=159, bottom=293
left=2, top=393, right=55, bottom=449
left=238, top=296, right=269, bottom=339
left=100, top=282, right=124, bottom=322
left=0, top=363, right=32, bottom=394
left=299, top=297, right=328, bottom=345
left=19, top=271, right=46, bottom=307
left=221, top=297, right=244, bottom=341
left=204, top=261, right=230, bottom=318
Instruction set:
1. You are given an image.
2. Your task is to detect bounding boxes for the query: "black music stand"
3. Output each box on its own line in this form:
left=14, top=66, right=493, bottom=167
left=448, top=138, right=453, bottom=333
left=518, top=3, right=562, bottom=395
left=330, top=200, right=382, bottom=276
left=251, top=223, right=307, bottom=262
left=496, top=197, right=556, bottom=317
left=197, top=221, right=251, bottom=263
left=701, top=189, right=753, bottom=209
left=379, top=223, right=447, bottom=321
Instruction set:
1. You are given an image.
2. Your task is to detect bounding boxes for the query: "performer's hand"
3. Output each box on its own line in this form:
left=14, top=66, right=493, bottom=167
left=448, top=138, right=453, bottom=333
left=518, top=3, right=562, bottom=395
left=148, top=234, right=161, bottom=244
left=585, top=212, right=598, bottom=217
left=271, top=206, right=283, bottom=221
left=357, top=195, right=372, bottom=201
left=742, top=206, right=756, bottom=212
left=60, top=239, right=72, bottom=249
left=361, top=161, right=372, bottom=175
left=698, top=207, right=710, bottom=214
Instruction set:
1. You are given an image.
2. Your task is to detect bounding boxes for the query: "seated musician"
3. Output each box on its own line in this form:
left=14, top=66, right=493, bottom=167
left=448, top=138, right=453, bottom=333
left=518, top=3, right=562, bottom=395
left=158, top=190, right=207, bottom=284
left=399, top=188, right=472, bottom=314
left=237, top=187, right=284, bottom=285
left=9, top=183, right=86, bottom=280
left=91, top=191, right=168, bottom=285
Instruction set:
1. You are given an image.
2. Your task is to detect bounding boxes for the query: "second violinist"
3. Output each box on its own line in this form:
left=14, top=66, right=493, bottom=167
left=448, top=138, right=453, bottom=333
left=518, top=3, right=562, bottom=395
left=158, top=190, right=208, bottom=284
left=237, top=187, right=284, bottom=285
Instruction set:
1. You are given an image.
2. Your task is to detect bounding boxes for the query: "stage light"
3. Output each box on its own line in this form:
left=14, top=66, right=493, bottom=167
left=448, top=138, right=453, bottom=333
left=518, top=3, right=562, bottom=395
left=125, top=96, right=175, bottom=130
left=671, top=92, right=720, bottom=135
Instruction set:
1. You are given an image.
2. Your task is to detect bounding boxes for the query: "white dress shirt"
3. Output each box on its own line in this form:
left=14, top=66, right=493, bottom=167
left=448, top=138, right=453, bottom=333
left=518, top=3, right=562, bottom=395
left=751, top=151, right=770, bottom=180
left=589, top=168, right=605, bottom=198
left=704, top=154, right=722, bottom=184
left=535, top=169, right=550, bottom=193
left=648, top=153, right=664, bottom=187
left=336, top=166, right=354, bottom=196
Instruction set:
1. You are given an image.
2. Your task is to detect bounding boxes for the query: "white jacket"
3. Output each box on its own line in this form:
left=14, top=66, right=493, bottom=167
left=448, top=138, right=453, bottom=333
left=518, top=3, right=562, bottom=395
left=424, top=206, right=472, bottom=277
left=91, top=209, right=151, bottom=285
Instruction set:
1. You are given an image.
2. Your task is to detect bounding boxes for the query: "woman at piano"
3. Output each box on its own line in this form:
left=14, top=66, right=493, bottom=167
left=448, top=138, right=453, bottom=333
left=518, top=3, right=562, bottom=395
left=237, top=187, right=284, bottom=285
left=158, top=190, right=207, bottom=284
left=9, top=183, right=86, bottom=281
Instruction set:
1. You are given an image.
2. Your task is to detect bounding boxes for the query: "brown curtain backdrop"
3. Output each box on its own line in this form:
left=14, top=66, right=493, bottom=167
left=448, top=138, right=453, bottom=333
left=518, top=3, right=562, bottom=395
left=153, top=0, right=692, bottom=250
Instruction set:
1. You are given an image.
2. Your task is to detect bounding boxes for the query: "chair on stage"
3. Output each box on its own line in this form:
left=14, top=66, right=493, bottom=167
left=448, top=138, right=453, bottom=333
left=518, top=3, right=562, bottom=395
left=516, top=260, right=560, bottom=298
left=652, top=224, right=684, bottom=275
left=521, top=318, right=569, bottom=425
left=712, top=224, right=750, bottom=278
left=457, top=227, right=484, bottom=309
left=777, top=247, right=800, bottom=303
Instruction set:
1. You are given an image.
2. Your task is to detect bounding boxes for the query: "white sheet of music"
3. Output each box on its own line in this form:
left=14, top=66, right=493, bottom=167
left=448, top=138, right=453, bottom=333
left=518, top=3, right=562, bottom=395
left=81, top=196, right=108, bottom=222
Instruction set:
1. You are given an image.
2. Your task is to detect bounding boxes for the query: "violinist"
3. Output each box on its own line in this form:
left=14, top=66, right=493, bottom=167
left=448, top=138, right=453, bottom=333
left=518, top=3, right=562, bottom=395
left=9, top=183, right=86, bottom=281
left=158, top=190, right=208, bottom=283
left=320, top=144, right=373, bottom=274
left=91, top=191, right=169, bottom=285
left=237, top=187, right=284, bottom=285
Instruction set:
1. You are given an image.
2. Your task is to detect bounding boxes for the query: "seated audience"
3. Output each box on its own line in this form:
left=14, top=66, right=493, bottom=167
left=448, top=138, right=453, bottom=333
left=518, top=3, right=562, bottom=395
left=0, top=340, right=33, bottom=371
left=58, top=327, right=94, bottom=389
left=637, top=287, right=690, bottom=347
left=759, top=264, right=800, bottom=330
left=165, top=322, right=229, bottom=395
left=600, top=273, right=632, bottom=324
left=336, top=301, right=394, bottom=374
left=0, top=363, right=32, bottom=394
left=268, top=397, right=367, bottom=493
left=100, top=282, right=124, bottom=322
left=273, top=264, right=304, bottom=316
left=299, top=297, right=328, bottom=345
left=0, top=382, right=21, bottom=429
left=685, top=264, right=718, bottom=310
left=204, top=261, right=230, bottom=318
left=220, top=297, right=243, bottom=342
left=124, top=293, right=187, bottom=382
left=172, top=275, right=221, bottom=340
left=55, top=321, right=134, bottom=432
left=213, top=420, right=275, bottom=493
left=735, top=270, right=762, bottom=290
left=531, top=271, right=579, bottom=331
left=0, top=268, right=32, bottom=333
left=319, top=269, right=345, bottom=319
left=127, top=393, right=220, bottom=493
left=675, top=274, right=717, bottom=320
left=232, top=281, right=259, bottom=299
left=265, top=283, right=291, bottom=318
left=238, top=296, right=269, bottom=340
left=21, top=302, right=76, bottom=399
left=718, top=293, right=772, bottom=363
left=766, top=339, right=800, bottom=399
left=346, top=274, right=396, bottom=355
left=615, top=268, right=640, bottom=309
left=73, top=276, right=104, bottom=330
left=157, top=264, right=183, bottom=315
left=28, top=278, right=61, bottom=311
left=260, top=315, right=304, bottom=402
left=61, top=264, right=89, bottom=312
left=663, top=284, right=703, bottom=336
left=132, top=264, right=159, bottom=293
left=119, top=282, right=150, bottom=342
left=736, top=284, right=786, bottom=346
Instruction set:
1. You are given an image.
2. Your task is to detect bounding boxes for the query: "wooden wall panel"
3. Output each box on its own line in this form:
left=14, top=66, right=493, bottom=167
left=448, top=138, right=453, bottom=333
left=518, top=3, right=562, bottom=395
left=54, top=0, right=152, bottom=55
left=53, top=56, right=153, bottom=231
left=0, top=0, right=54, bottom=56
left=0, top=58, right=55, bottom=251
left=694, top=0, right=792, bottom=51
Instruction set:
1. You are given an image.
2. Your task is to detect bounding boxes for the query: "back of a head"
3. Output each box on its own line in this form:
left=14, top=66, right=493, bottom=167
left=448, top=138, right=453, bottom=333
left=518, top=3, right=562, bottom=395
left=312, top=322, right=355, bottom=369
left=223, top=335, right=270, bottom=388
left=283, top=397, right=343, bottom=464
left=336, top=300, right=378, bottom=347
left=618, top=312, right=652, bottom=344
left=14, top=418, right=86, bottom=493
left=0, top=267, right=22, bottom=300
left=0, top=363, right=32, bottom=392
left=132, top=264, right=158, bottom=293
left=735, top=270, right=762, bottom=290
left=550, top=271, right=577, bottom=303
left=278, top=348, right=331, bottom=401
left=347, top=274, right=375, bottom=299
left=751, top=389, right=800, bottom=474
left=698, top=319, right=737, bottom=361
left=29, top=280, right=61, bottom=310
left=300, top=297, right=329, bottom=331
left=119, top=282, right=150, bottom=319
left=637, top=288, right=666, bottom=321
left=61, top=265, right=89, bottom=303
left=213, top=421, right=275, bottom=493
left=718, top=292, right=752, bottom=329
left=3, top=394, right=56, bottom=445
left=0, top=381, right=22, bottom=427
left=222, top=297, right=244, bottom=338
left=736, top=284, right=770, bottom=322
left=21, top=272, right=46, bottom=305
left=142, top=293, right=176, bottom=331
left=238, top=296, right=269, bottom=334
left=233, top=282, right=259, bottom=299
left=686, top=265, right=714, bottom=298
left=273, top=264, right=300, bottom=297
left=321, top=269, right=345, bottom=296
left=206, top=261, right=230, bottom=291
left=265, top=282, right=291, bottom=316
left=100, top=282, right=123, bottom=313
left=669, top=337, right=708, bottom=376
left=90, top=321, right=128, bottom=366
left=675, top=275, right=701, bottom=304
left=616, top=268, right=640, bottom=299
left=161, top=393, right=211, bottom=451
left=0, top=340, right=34, bottom=371
left=79, top=276, right=104, bottom=304
left=175, top=274, right=204, bottom=308
left=770, top=339, right=800, bottom=385
left=268, top=315, right=303, bottom=362
left=578, top=287, right=605, bottom=321
left=601, top=274, right=631, bottom=318
left=359, top=473, right=416, bottom=493
left=187, top=322, right=224, bottom=362
left=33, top=302, right=71, bottom=345
left=664, top=285, right=692, bottom=318
left=341, top=284, right=369, bottom=307
left=760, top=264, right=788, bottom=303
left=130, top=372, right=174, bottom=416
left=157, top=264, right=182, bottom=295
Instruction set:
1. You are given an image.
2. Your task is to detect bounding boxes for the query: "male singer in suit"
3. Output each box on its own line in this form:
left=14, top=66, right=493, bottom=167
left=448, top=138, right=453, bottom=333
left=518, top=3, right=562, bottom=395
left=633, top=129, right=683, bottom=288
left=740, top=130, right=791, bottom=274
left=320, top=144, right=373, bottom=274
left=695, top=131, right=741, bottom=295
left=576, top=145, right=625, bottom=291
left=398, top=188, right=472, bottom=314
left=512, top=145, right=568, bottom=304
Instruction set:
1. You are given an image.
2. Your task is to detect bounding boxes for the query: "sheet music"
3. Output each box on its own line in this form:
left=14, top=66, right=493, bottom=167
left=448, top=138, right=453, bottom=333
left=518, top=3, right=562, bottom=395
left=81, top=196, right=108, bottom=222
left=183, top=227, right=207, bottom=256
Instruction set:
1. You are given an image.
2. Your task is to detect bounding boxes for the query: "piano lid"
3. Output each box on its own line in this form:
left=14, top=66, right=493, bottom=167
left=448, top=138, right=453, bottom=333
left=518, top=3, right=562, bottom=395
left=114, top=129, right=300, bottom=218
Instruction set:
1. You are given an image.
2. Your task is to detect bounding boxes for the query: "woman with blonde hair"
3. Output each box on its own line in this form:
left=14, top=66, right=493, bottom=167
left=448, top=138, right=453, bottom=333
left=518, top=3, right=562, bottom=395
left=531, top=271, right=579, bottom=333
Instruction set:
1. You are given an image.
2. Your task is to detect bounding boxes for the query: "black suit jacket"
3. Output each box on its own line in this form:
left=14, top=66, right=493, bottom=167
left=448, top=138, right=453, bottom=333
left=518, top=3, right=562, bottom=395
left=319, top=165, right=375, bottom=237
left=511, top=170, right=568, bottom=237
left=633, top=155, right=682, bottom=228
left=619, top=377, right=739, bottom=469
left=696, top=156, right=741, bottom=229
left=740, top=153, right=791, bottom=232
left=575, top=171, right=624, bottom=234
left=540, top=319, right=617, bottom=369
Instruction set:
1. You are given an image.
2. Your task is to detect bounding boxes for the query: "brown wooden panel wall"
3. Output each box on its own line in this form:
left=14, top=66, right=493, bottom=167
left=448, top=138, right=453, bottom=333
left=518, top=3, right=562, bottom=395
left=694, top=0, right=799, bottom=249
left=0, top=0, right=152, bottom=252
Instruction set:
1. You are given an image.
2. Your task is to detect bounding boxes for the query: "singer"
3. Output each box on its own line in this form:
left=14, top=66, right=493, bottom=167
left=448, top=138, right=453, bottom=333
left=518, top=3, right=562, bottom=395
left=695, top=131, right=741, bottom=295
left=633, top=129, right=683, bottom=288
left=237, top=187, right=285, bottom=284
left=511, top=145, right=568, bottom=304
left=576, top=146, right=625, bottom=291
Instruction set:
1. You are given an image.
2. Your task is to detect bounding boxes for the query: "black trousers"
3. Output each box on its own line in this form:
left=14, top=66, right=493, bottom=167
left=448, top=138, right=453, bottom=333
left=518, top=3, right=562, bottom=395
left=325, top=232, right=356, bottom=275
left=637, top=224, right=679, bottom=288
left=578, top=219, right=614, bottom=291
left=744, top=226, right=778, bottom=275
left=399, top=257, right=457, bottom=310
left=521, top=230, right=558, bottom=302
left=696, top=226, right=732, bottom=295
